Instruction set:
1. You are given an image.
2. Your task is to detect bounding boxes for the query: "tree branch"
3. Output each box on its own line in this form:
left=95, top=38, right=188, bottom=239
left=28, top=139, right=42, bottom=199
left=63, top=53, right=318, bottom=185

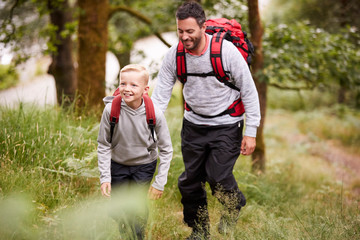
left=109, top=5, right=171, bottom=48
left=269, top=82, right=315, bottom=91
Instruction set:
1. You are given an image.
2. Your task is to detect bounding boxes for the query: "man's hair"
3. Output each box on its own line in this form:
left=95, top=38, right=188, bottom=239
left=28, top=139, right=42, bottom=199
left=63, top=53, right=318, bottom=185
left=120, top=64, right=149, bottom=85
left=176, top=1, right=206, bottom=27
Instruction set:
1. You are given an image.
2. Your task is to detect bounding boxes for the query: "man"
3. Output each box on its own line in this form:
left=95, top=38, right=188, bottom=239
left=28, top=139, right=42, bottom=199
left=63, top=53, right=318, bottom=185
left=151, top=1, right=260, bottom=239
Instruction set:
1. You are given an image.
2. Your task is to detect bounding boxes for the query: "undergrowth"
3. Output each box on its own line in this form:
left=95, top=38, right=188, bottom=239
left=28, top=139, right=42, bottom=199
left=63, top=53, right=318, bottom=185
left=0, top=93, right=359, bottom=239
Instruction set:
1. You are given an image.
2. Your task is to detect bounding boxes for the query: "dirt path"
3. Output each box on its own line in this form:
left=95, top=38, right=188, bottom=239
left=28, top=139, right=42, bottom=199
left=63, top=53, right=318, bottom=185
left=310, top=141, right=360, bottom=195
left=0, top=74, right=57, bottom=108
left=278, top=113, right=360, bottom=197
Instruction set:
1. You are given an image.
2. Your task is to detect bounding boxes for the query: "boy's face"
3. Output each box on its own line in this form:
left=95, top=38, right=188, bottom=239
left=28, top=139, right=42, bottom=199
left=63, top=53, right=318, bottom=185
left=177, top=17, right=206, bottom=53
left=119, top=71, right=149, bottom=109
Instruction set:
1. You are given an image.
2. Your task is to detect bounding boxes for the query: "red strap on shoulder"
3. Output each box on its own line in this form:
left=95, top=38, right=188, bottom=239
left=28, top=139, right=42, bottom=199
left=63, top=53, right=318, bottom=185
left=176, top=41, right=187, bottom=84
left=110, top=95, right=122, bottom=124
left=110, top=87, right=121, bottom=123
left=143, top=93, right=156, bottom=126
left=210, top=31, right=229, bottom=83
left=113, top=87, right=120, bottom=96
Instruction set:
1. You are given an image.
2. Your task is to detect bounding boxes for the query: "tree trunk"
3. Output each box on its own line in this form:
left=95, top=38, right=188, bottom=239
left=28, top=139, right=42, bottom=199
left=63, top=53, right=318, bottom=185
left=248, top=0, right=266, bottom=173
left=47, top=0, right=76, bottom=107
left=337, top=0, right=349, bottom=104
left=77, top=0, right=109, bottom=110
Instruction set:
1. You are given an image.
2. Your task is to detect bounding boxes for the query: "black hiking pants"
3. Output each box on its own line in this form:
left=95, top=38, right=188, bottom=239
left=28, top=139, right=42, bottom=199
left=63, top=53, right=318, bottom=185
left=178, top=119, right=246, bottom=229
left=110, top=160, right=157, bottom=240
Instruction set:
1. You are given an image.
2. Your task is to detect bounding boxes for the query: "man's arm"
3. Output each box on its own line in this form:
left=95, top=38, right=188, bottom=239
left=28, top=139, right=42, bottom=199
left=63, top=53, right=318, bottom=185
left=224, top=41, right=261, bottom=138
left=151, top=46, right=178, bottom=113
left=150, top=108, right=173, bottom=192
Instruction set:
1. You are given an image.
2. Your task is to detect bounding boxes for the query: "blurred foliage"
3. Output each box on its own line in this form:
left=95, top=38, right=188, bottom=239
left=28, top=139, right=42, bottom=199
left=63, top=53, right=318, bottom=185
left=0, top=0, right=77, bottom=64
left=0, top=64, right=18, bottom=90
left=108, top=0, right=178, bottom=66
left=261, top=22, right=360, bottom=108
left=266, top=0, right=360, bottom=33
left=0, top=0, right=48, bottom=64
left=204, top=0, right=248, bottom=24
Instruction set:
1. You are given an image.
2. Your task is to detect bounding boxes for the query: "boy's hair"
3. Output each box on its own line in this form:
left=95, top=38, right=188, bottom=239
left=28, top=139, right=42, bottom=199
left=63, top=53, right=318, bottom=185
left=176, top=1, right=206, bottom=27
left=120, top=64, right=149, bottom=85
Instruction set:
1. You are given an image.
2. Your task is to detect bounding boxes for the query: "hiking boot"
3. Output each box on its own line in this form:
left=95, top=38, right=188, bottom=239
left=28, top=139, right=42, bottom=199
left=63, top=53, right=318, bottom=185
left=185, top=230, right=209, bottom=240
left=186, top=225, right=210, bottom=240
left=217, top=209, right=240, bottom=235
left=217, top=215, right=233, bottom=234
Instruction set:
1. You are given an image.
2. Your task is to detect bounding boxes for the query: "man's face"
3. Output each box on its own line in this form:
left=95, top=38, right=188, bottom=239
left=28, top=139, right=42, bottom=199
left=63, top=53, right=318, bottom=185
left=177, top=17, right=205, bottom=52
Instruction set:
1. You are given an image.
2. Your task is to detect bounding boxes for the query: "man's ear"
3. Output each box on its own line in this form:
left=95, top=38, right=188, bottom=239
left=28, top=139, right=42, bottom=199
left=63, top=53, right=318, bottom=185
left=201, top=22, right=206, bottom=32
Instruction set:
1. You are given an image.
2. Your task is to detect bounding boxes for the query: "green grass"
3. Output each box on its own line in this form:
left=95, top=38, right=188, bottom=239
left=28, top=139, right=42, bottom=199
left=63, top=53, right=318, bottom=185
left=0, top=89, right=359, bottom=239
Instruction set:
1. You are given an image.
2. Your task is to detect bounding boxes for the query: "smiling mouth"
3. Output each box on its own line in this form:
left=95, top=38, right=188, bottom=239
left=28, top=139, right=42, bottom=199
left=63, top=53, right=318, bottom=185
left=123, top=93, right=133, bottom=97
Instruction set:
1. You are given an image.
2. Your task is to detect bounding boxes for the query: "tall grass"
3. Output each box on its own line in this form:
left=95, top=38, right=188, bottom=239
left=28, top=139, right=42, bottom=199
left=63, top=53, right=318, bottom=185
left=0, top=88, right=359, bottom=239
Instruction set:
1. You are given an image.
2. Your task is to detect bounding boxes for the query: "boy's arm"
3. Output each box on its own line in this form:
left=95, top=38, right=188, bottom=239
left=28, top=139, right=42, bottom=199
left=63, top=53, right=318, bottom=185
left=151, top=108, right=173, bottom=192
left=97, top=104, right=112, bottom=185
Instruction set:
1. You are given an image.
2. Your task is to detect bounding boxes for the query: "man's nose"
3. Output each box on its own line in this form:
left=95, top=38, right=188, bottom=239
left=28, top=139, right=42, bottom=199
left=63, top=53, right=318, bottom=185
left=181, top=33, right=189, bottom=41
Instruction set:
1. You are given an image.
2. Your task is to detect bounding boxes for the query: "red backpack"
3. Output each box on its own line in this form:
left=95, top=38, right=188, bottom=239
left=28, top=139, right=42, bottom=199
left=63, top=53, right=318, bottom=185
left=109, top=88, right=156, bottom=143
left=176, top=18, right=254, bottom=118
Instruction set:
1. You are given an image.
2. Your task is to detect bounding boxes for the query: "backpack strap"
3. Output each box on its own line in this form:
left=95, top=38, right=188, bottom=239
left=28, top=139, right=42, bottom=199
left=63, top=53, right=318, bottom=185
left=109, top=94, right=122, bottom=143
left=210, top=31, right=240, bottom=91
left=184, top=98, right=244, bottom=118
left=143, top=93, right=157, bottom=142
left=176, top=41, right=187, bottom=84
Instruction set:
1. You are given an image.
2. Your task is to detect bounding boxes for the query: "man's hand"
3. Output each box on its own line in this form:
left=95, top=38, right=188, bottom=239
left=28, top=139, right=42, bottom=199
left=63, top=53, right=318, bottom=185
left=148, top=186, right=163, bottom=200
left=100, top=182, right=111, bottom=197
left=241, top=136, right=256, bottom=155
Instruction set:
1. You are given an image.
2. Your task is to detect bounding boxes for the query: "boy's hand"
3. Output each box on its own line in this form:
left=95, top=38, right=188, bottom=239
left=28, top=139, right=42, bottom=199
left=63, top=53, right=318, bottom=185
left=148, top=186, right=163, bottom=200
left=101, top=182, right=111, bottom=197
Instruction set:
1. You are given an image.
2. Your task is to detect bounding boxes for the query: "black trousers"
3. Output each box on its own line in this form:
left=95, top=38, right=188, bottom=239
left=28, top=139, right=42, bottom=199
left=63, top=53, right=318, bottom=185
left=110, top=160, right=157, bottom=240
left=111, top=160, right=157, bottom=187
left=178, top=118, right=246, bottom=228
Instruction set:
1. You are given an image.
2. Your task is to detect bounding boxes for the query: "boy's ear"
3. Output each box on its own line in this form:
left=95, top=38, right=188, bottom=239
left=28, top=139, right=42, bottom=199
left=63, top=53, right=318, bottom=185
left=144, top=86, right=150, bottom=94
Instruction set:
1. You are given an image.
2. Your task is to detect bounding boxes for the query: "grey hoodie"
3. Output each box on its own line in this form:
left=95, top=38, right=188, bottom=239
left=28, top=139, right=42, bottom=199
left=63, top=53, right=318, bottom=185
left=97, top=96, right=173, bottom=191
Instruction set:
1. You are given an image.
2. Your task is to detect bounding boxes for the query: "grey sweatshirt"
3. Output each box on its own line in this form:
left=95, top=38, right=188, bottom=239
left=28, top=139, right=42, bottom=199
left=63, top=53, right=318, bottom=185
left=97, top=96, right=173, bottom=191
left=152, top=34, right=260, bottom=137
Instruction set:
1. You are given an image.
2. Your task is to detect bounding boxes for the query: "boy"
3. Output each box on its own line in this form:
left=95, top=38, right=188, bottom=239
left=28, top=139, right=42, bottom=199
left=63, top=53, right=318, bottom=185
left=97, top=64, right=173, bottom=239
